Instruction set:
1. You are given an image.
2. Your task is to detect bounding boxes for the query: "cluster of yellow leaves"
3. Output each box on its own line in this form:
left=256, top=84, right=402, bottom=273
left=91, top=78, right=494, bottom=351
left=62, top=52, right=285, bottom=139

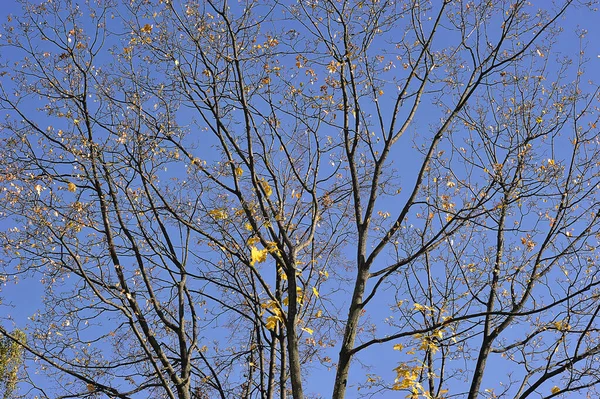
left=262, top=300, right=284, bottom=331
left=553, top=320, right=571, bottom=332
left=551, top=386, right=561, bottom=395
left=521, top=234, right=536, bottom=251
left=190, top=158, right=205, bottom=168
left=281, top=285, right=319, bottom=308
left=326, top=60, right=340, bottom=73
left=378, top=210, right=391, bottom=218
left=260, top=179, right=273, bottom=196
left=440, top=195, right=455, bottom=211
left=140, top=24, right=153, bottom=34
left=278, top=267, right=288, bottom=281
left=264, top=302, right=313, bottom=335
left=414, top=331, right=443, bottom=355
left=538, top=158, right=559, bottom=174
left=265, top=315, right=280, bottom=331
left=67, top=182, right=77, bottom=193
left=392, top=363, right=448, bottom=399
left=294, top=287, right=305, bottom=306
left=208, top=208, right=228, bottom=220
left=413, top=303, right=436, bottom=314
left=265, top=241, right=280, bottom=255
left=250, top=246, right=268, bottom=266
left=392, top=364, right=422, bottom=391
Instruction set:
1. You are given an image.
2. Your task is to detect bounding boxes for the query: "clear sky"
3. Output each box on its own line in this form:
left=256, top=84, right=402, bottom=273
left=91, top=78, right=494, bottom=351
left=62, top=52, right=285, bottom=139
left=1, top=1, right=600, bottom=398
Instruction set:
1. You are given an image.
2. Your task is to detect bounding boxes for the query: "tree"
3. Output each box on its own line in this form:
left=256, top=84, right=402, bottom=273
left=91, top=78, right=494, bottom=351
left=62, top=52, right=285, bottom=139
left=0, top=331, right=24, bottom=399
left=0, top=0, right=599, bottom=398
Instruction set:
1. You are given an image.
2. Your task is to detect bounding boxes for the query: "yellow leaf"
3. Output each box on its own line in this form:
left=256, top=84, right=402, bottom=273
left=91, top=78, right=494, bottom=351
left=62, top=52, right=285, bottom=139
left=553, top=320, right=571, bottom=332
left=413, top=303, right=425, bottom=312
left=312, top=286, right=319, bottom=298
left=536, top=116, right=543, bottom=123
left=278, top=267, right=288, bottom=281
left=235, top=166, right=244, bottom=177
left=326, top=60, right=339, bottom=73
left=141, top=24, right=153, bottom=34
left=302, top=327, right=313, bottom=335
left=67, top=182, right=77, bottom=192
left=265, top=315, right=279, bottom=330
left=260, top=179, right=273, bottom=196
left=266, top=241, right=280, bottom=254
left=393, top=343, right=404, bottom=351
left=247, top=236, right=260, bottom=246
left=250, top=246, right=268, bottom=266
left=87, top=383, right=95, bottom=393
left=208, top=208, right=228, bottom=220
left=551, top=386, right=560, bottom=394
left=245, top=223, right=253, bottom=231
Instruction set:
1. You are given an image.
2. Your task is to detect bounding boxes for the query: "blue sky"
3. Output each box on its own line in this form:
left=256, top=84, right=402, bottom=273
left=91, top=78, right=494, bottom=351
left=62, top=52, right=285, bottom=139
left=1, top=1, right=600, bottom=398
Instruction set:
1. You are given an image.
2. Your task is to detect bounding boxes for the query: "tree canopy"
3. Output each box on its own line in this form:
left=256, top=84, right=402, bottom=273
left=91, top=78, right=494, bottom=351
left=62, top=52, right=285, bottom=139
left=1, top=0, right=600, bottom=398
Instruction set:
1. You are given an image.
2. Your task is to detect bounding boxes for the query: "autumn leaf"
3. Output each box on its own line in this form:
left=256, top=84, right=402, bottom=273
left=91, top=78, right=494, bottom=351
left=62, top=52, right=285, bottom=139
left=312, top=286, right=319, bottom=298
left=247, top=236, right=260, bottom=246
left=278, top=267, right=288, bottom=281
left=551, top=386, right=560, bottom=394
left=208, top=208, right=228, bottom=220
left=140, top=24, right=153, bottom=34
left=265, top=315, right=279, bottom=330
left=413, top=303, right=425, bottom=312
left=67, top=182, right=77, bottom=192
left=250, top=246, right=268, bottom=266
left=553, top=320, right=571, bottom=332
left=260, top=179, right=273, bottom=196
left=301, top=327, right=314, bottom=335
left=326, top=60, right=339, bottom=73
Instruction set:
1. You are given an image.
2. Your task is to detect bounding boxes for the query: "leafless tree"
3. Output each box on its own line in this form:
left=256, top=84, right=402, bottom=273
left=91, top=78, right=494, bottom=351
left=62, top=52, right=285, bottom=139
left=1, top=1, right=599, bottom=398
